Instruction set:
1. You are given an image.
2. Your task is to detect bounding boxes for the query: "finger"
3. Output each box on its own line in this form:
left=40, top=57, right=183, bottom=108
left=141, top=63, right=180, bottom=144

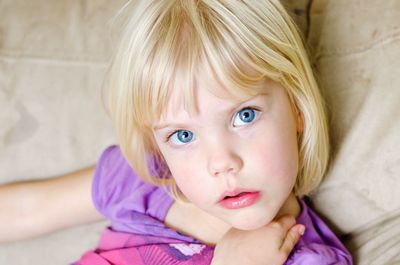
left=279, top=224, right=305, bottom=255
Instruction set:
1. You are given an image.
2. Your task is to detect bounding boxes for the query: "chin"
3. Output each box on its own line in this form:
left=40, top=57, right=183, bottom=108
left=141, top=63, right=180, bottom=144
left=228, top=213, right=274, bottom=231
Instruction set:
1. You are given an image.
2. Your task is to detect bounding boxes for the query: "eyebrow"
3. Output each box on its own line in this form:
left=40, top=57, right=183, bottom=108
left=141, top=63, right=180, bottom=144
left=153, top=123, right=182, bottom=131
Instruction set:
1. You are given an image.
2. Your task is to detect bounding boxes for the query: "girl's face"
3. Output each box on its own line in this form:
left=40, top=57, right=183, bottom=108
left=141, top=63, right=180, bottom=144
left=152, top=75, right=301, bottom=230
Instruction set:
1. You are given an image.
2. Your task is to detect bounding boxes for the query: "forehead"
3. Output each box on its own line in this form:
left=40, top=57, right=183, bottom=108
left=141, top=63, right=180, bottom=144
left=160, top=66, right=263, bottom=121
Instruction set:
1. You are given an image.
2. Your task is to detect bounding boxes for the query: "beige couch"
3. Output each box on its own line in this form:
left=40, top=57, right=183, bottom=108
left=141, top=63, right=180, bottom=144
left=1, top=0, right=399, bottom=264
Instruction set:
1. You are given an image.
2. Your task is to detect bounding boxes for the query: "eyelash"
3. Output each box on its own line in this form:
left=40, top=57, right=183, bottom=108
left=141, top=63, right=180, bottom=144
left=163, top=106, right=262, bottom=144
left=164, top=129, right=181, bottom=143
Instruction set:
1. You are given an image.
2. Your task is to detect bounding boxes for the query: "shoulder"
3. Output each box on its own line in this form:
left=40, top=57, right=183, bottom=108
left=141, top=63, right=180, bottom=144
left=92, top=145, right=142, bottom=192
left=92, top=145, right=173, bottom=222
left=92, top=145, right=143, bottom=212
left=288, top=198, right=353, bottom=264
left=286, top=243, right=353, bottom=264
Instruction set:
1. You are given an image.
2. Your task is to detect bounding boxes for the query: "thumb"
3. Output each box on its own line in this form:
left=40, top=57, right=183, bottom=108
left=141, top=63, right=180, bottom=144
left=279, top=224, right=304, bottom=255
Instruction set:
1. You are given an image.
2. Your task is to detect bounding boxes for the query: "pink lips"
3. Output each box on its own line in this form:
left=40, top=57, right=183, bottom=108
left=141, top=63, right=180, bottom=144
left=218, top=189, right=261, bottom=209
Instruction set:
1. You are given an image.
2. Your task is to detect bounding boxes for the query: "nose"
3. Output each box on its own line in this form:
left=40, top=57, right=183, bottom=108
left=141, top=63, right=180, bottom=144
left=207, top=143, right=243, bottom=177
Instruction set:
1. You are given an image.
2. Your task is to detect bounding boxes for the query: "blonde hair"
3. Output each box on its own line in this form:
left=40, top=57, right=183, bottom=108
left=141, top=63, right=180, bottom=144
left=108, top=0, right=329, bottom=197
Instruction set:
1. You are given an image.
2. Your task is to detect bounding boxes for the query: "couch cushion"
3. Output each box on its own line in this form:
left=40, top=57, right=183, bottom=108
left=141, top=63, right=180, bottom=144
left=0, top=1, right=125, bottom=264
left=309, top=0, right=400, bottom=263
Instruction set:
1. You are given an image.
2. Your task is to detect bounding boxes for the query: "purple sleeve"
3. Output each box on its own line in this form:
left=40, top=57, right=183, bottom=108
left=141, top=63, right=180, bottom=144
left=286, top=244, right=352, bottom=264
left=92, top=145, right=174, bottom=231
left=285, top=199, right=353, bottom=264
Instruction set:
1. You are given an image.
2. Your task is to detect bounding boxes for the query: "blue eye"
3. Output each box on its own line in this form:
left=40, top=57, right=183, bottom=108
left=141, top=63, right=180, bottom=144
left=170, top=130, right=195, bottom=145
left=233, top=108, right=258, bottom=126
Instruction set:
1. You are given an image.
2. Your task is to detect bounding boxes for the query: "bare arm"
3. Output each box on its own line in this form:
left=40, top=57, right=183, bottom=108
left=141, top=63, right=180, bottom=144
left=0, top=167, right=104, bottom=243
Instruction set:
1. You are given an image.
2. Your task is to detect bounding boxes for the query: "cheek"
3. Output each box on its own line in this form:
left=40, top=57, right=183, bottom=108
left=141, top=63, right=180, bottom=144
left=155, top=137, right=211, bottom=206
left=251, top=132, right=299, bottom=186
left=165, top=154, right=207, bottom=204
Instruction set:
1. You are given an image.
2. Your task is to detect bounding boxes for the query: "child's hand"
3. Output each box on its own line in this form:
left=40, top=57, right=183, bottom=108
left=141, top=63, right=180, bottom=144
left=211, top=215, right=304, bottom=265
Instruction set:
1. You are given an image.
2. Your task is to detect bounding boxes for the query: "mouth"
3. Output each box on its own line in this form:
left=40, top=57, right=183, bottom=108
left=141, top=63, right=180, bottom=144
left=218, top=189, right=261, bottom=210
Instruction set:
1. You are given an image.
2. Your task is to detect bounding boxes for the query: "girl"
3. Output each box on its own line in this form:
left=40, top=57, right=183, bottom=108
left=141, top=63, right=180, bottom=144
left=1, top=0, right=352, bottom=264
left=74, top=0, right=351, bottom=264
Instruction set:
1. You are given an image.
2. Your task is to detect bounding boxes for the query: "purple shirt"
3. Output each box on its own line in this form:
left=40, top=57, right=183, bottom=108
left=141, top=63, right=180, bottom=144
left=89, top=145, right=352, bottom=264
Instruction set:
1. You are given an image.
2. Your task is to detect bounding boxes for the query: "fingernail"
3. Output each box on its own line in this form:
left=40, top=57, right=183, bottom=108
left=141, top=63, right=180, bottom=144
left=298, top=225, right=305, bottom=235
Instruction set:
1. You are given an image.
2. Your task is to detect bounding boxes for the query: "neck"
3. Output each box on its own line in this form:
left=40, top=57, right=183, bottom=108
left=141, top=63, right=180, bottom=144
left=164, top=192, right=300, bottom=245
left=276, top=192, right=301, bottom=219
